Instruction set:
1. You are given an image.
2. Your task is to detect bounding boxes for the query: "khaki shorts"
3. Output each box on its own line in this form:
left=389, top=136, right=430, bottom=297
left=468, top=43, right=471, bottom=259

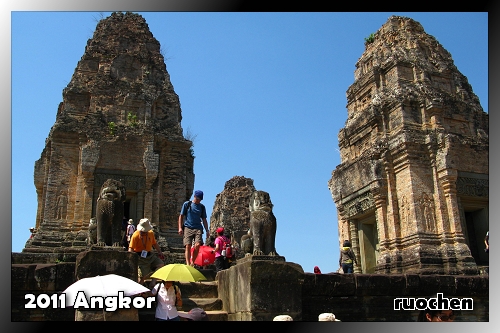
left=137, top=253, right=164, bottom=278
left=183, top=227, right=204, bottom=247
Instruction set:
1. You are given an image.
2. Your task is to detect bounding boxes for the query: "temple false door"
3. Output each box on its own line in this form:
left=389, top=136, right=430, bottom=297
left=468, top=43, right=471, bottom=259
left=357, top=214, right=379, bottom=273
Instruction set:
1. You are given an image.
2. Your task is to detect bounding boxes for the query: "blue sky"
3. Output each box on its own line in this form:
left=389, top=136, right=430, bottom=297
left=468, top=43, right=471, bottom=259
left=11, top=12, right=488, bottom=274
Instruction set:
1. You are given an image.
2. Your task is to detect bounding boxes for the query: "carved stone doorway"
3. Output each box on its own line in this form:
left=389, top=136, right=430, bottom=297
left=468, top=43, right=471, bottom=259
left=92, top=172, right=146, bottom=224
left=123, top=192, right=139, bottom=224
left=357, top=214, right=379, bottom=273
left=463, top=206, right=488, bottom=266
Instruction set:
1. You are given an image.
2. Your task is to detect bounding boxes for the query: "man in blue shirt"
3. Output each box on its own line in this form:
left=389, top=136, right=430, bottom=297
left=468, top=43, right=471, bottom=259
left=178, top=190, right=210, bottom=266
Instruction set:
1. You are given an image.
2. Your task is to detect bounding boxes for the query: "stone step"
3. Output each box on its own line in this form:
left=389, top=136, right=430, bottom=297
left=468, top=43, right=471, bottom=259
left=177, top=281, right=218, bottom=298
left=61, top=241, right=88, bottom=247
left=30, top=239, right=67, bottom=246
left=22, top=246, right=86, bottom=254
left=179, top=310, right=228, bottom=321
left=182, top=297, right=222, bottom=311
left=12, top=252, right=80, bottom=264
left=138, top=308, right=228, bottom=321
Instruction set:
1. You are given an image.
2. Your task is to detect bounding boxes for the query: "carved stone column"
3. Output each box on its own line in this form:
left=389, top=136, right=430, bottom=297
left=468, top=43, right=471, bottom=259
left=349, top=219, right=362, bottom=274
left=371, top=185, right=388, bottom=244
left=430, top=139, right=451, bottom=234
left=438, top=169, right=462, bottom=235
left=143, top=142, right=159, bottom=224
left=42, top=145, right=65, bottom=225
left=34, top=158, right=47, bottom=229
left=75, top=140, right=99, bottom=227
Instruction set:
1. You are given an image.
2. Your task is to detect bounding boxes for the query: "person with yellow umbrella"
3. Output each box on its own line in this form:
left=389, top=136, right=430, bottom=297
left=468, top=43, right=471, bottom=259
left=150, top=280, right=182, bottom=321
left=150, top=263, right=207, bottom=282
left=150, top=264, right=207, bottom=321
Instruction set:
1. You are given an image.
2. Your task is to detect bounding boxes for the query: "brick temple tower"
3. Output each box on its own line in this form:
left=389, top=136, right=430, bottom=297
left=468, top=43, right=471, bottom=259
left=25, top=12, right=194, bottom=253
left=328, top=16, right=488, bottom=275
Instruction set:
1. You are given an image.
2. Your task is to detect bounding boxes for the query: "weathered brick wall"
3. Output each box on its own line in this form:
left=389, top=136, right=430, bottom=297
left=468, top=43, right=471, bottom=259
left=302, top=273, right=489, bottom=322
left=12, top=259, right=488, bottom=321
left=12, top=263, right=75, bottom=321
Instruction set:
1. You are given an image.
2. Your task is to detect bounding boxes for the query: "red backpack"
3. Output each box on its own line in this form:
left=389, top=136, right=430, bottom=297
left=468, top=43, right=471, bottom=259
left=219, top=236, right=233, bottom=258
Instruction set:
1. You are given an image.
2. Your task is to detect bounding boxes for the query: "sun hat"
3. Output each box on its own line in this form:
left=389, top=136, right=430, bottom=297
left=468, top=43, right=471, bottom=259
left=318, top=313, right=341, bottom=321
left=128, top=219, right=133, bottom=224
left=194, top=190, right=204, bottom=200
left=216, top=227, right=224, bottom=234
left=137, top=218, right=152, bottom=232
left=273, top=314, right=293, bottom=321
left=178, top=308, right=209, bottom=321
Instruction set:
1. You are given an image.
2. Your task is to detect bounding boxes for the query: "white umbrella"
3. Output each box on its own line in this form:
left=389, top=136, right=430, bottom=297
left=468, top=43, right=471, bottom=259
left=63, top=274, right=150, bottom=307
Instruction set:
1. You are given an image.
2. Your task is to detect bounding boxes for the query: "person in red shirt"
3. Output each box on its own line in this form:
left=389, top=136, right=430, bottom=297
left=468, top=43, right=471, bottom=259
left=212, top=227, right=230, bottom=272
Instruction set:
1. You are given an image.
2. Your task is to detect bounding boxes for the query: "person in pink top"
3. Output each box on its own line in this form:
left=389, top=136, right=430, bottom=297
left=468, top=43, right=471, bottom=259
left=212, top=227, right=230, bottom=272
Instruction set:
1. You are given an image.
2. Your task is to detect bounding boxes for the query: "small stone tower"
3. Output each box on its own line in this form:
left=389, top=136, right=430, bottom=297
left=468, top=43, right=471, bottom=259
left=328, top=16, right=488, bottom=275
left=209, top=176, right=256, bottom=257
left=26, top=12, right=194, bottom=252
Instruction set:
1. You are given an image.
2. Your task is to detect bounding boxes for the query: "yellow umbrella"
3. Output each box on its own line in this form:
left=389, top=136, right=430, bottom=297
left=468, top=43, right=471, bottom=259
left=151, top=264, right=207, bottom=282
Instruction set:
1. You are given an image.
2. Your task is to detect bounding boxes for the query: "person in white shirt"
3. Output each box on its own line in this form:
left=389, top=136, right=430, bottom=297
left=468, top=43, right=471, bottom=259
left=150, top=280, right=182, bottom=321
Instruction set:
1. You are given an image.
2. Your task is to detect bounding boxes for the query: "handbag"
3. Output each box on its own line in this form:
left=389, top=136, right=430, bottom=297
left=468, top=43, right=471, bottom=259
left=337, top=266, right=344, bottom=274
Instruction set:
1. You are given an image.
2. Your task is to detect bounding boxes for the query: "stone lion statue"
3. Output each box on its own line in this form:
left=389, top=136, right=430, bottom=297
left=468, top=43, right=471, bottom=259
left=96, top=179, right=126, bottom=247
left=244, top=190, right=278, bottom=256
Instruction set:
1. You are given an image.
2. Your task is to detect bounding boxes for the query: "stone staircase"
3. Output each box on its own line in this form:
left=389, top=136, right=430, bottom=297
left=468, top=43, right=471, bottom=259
left=139, top=269, right=228, bottom=321
left=19, top=223, right=229, bottom=320
left=140, top=230, right=227, bottom=320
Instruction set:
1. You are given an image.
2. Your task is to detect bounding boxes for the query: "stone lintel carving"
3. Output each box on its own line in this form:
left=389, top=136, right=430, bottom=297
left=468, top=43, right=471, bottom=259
left=94, top=173, right=145, bottom=191
left=456, top=176, right=488, bottom=198
left=342, top=190, right=375, bottom=219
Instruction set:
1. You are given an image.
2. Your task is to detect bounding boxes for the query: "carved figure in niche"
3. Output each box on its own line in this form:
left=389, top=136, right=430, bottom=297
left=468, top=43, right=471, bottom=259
left=87, top=217, right=97, bottom=245
left=96, top=179, right=126, bottom=247
left=459, top=122, right=469, bottom=135
left=420, top=192, right=436, bottom=232
left=246, top=190, right=278, bottom=256
left=55, top=190, right=68, bottom=220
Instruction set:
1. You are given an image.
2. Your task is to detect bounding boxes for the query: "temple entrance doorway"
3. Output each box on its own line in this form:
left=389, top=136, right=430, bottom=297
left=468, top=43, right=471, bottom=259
left=124, top=191, right=139, bottom=224
left=357, top=214, right=379, bottom=273
left=462, top=205, right=488, bottom=266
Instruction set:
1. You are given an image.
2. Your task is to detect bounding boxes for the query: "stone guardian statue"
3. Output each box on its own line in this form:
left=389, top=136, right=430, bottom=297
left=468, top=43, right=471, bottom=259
left=246, top=190, right=278, bottom=256
left=96, top=179, right=126, bottom=247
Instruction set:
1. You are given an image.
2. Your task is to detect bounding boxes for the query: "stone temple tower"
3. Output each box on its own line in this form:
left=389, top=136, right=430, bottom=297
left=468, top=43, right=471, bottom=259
left=26, top=12, right=194, bottom=252
left=328, top=16, right=488, bottom=275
